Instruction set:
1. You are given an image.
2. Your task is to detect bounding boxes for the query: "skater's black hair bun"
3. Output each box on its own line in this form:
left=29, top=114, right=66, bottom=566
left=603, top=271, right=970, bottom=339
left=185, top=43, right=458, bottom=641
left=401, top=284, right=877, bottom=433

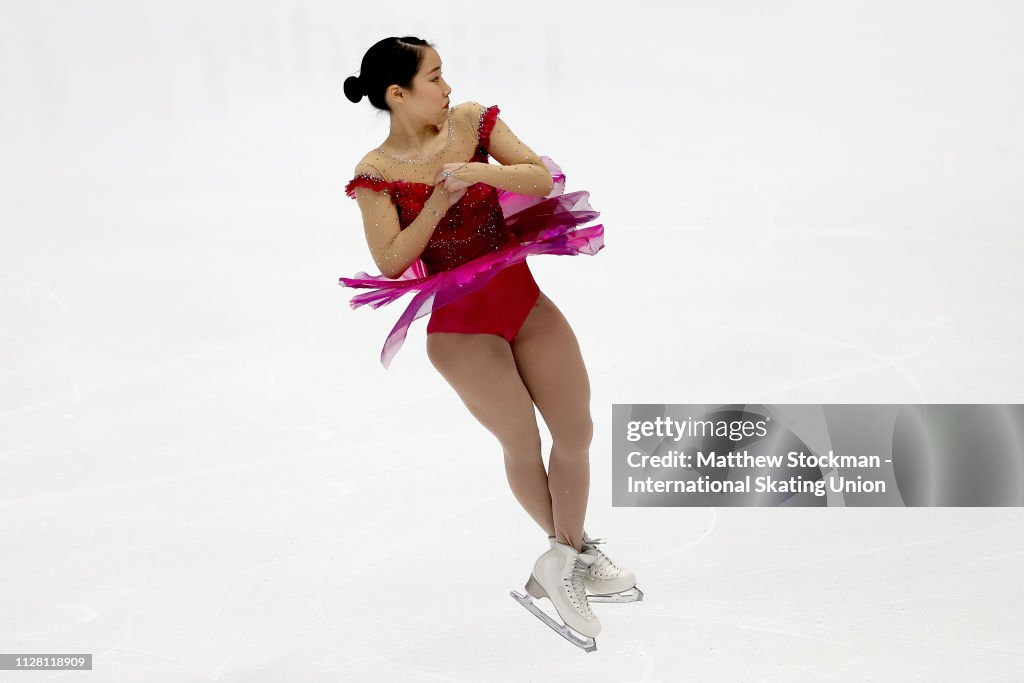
left=346, top=36, right=436, bottom=111
left=343, top=75, right=364, bottom=103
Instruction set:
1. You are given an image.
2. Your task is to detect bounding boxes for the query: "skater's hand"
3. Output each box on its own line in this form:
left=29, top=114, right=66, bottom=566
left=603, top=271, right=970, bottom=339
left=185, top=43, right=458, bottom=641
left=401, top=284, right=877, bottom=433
left=436, top=162, right=472, bottom=196
left=430, top=182, right=466, bottom=211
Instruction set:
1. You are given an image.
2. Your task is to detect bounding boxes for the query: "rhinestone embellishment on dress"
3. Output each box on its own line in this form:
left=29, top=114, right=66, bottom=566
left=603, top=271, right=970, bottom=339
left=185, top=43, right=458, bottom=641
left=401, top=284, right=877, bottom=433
left=374, top=108, right=455, bottom=164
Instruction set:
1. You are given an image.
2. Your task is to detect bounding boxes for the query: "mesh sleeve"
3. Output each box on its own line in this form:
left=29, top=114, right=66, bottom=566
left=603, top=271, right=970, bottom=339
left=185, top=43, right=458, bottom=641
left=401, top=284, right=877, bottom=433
left=349, top=162, right=444, bottom=279
left=466, top=102, right=554, bottom=196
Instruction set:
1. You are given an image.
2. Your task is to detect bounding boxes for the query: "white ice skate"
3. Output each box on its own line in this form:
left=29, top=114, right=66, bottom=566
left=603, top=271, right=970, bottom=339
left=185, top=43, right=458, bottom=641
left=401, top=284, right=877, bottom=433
left=580, top=531, right=644, bottom=603
left=510, top=541, right=601, bottom=652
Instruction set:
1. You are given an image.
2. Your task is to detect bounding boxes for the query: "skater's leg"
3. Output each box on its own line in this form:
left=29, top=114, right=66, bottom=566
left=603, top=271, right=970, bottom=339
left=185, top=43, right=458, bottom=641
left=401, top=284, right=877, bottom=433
left=510, top=293, right=592, bottom=554
left=427, top=332, right=555, bottom=536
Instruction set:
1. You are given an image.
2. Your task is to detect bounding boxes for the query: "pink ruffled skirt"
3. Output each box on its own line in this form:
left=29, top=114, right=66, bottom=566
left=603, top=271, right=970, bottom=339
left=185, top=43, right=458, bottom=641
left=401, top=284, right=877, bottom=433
left=338, top=157, right=605, bottom=368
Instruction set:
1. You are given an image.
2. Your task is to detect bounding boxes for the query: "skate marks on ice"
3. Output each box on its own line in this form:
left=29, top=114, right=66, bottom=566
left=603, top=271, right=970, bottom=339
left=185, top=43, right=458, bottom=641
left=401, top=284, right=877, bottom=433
left=634, top=508, right=719, bottom=567
left=639, top=517, right=1024, bottom=594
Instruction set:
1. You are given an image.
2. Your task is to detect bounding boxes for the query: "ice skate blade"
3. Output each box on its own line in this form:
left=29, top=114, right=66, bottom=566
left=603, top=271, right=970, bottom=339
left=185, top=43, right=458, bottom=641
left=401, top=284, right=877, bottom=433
left=509, top=590, right=597, bottom=653
left=587, top=586, right=644, bottom=603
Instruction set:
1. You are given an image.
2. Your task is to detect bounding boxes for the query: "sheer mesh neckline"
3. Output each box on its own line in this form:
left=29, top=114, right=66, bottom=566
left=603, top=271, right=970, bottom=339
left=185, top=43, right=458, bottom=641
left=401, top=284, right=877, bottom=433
left=374, top=107, right=455, bottom=164
left=346, top=104, right=500, bottom=197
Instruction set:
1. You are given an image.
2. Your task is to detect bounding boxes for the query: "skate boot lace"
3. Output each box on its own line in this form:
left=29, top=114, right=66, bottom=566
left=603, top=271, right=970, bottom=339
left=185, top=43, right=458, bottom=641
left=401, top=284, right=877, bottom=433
left=563, top=556, right=595, bottom=619
left=582, top=536, right=622, bottom=576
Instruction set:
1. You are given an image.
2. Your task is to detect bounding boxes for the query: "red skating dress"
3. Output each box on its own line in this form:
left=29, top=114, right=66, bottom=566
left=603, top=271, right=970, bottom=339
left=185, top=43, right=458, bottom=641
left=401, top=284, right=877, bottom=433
left=339, top=104, right=604, bottom=368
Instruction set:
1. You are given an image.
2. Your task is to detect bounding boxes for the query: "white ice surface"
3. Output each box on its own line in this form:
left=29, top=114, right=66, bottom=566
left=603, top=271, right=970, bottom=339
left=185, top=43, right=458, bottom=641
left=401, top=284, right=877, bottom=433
left=2, top=2, right=1023, bottom=681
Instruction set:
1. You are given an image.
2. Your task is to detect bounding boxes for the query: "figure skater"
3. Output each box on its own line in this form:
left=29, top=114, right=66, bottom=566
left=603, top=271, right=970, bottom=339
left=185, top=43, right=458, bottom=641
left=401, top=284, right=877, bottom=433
left=338, top=36, right=641, bottom=651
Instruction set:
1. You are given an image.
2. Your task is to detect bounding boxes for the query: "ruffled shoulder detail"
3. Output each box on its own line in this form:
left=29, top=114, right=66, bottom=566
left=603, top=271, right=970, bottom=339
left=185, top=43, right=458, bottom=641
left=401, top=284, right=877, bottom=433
left=476, top=104, right=500, bottom=151
left=345, top=174, right=391, bottom=199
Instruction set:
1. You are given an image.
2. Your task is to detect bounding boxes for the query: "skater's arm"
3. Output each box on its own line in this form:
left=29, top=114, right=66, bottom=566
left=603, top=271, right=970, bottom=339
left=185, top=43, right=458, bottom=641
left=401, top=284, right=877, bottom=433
left=351, top=162, right=451, bottom=279
left=457, top=103, right=553, bottom=196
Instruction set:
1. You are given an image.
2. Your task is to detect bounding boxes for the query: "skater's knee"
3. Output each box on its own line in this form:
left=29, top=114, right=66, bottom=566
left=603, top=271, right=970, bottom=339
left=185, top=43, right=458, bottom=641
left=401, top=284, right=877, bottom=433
left=551, top=416, right=593, bottom=454
left=501, top=431, right=543, bottom=465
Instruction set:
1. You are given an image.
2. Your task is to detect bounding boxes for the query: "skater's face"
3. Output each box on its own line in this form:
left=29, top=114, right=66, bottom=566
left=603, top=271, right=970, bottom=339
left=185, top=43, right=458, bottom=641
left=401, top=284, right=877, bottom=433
left=388, top=47, right=451, bottom=122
